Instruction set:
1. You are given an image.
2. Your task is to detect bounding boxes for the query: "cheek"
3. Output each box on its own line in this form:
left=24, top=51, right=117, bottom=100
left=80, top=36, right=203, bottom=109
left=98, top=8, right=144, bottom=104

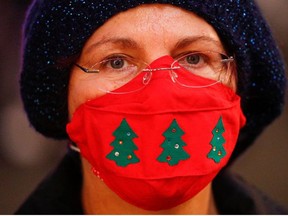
left=68, top=69, right=106, bottom=120
left=227, top=66, right=237, bottom=92
left=218, top=62, right=237, bottom=92
left=221, top=71, right=237, bottom=92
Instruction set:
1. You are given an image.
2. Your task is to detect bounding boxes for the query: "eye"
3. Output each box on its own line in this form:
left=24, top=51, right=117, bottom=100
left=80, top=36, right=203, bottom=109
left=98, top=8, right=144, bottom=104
left=96, top=56, right=133, bottom=73
left=185, top=54, right=201, bottom=65
left=176, top=52, right=206, bottom=70
left=108, top=58, right=125, bottom=69
left=95, top=55, right=141, bottom=80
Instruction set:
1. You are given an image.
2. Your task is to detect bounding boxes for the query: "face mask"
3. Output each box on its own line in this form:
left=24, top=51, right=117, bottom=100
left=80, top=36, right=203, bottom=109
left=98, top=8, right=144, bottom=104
left=66, top=55, right=246, bottom=211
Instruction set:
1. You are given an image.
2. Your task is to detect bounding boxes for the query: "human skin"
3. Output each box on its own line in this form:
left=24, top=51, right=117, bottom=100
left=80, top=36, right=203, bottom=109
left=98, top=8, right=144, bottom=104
left=68, top=4, right=235, bottom=214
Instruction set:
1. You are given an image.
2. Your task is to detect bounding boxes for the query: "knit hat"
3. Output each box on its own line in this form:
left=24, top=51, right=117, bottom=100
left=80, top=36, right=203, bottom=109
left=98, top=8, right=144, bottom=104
left=21, top=0, right=286, bottom=160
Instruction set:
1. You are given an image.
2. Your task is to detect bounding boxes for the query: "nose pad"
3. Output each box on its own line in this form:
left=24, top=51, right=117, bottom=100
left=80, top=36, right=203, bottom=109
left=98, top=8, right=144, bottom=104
left=142, top=67, right=181, bottom=85
left=170, top=71, right=178, bottom=83
left=148, top=55, right=174, bottom=68
left=142, top=71, right=153, bottom=85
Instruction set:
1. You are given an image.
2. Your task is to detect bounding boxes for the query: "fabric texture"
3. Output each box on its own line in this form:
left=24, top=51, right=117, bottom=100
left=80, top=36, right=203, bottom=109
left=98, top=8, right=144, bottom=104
left=15, top=151, right=288, bottom=214
left=20, top=0, right=286, bottom=162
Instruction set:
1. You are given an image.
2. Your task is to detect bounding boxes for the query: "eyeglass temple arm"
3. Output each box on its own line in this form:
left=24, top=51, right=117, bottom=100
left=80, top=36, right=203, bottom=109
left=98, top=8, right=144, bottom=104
left=221, top=56, right=234, bottom=63
left=74, top=63, right=99, bottom=73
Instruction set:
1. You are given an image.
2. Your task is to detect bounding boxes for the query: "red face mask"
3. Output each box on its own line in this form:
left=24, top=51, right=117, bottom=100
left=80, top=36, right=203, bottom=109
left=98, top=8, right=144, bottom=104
left=66, top=55, right=246, bottom=211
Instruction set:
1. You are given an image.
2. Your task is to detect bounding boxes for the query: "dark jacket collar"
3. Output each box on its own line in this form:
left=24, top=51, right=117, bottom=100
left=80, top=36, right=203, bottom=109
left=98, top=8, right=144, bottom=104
left=15, top=150, right=287, bottom=214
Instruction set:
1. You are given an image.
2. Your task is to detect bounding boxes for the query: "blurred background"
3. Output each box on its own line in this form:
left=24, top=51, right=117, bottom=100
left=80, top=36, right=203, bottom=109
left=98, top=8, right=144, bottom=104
left=0, top=0, right=287, bottom=214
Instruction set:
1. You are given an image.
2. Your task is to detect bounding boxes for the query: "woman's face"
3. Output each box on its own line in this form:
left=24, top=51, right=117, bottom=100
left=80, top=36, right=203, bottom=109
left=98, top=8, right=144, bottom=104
left=68, top=4, right=235, bottom=118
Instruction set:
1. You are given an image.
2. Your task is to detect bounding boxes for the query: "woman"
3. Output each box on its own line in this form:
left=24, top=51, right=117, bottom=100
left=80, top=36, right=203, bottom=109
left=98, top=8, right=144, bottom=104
left=17, top=0, right=286, bottom=214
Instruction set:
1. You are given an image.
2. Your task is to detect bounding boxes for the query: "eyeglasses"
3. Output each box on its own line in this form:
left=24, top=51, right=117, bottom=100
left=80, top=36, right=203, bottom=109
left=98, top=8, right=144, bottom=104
left=75, top=51, right=234, bottom=94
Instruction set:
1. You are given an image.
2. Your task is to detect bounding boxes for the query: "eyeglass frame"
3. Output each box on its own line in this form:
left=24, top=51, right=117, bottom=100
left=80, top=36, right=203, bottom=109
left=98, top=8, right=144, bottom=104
left=74, top=51, right=235, bottom=93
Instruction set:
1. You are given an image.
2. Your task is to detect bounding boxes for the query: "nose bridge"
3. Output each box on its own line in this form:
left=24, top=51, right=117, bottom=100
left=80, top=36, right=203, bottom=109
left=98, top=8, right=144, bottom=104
left=148, top=55, right=174, bottom=69
left=142, top=55, right=179, bottom=86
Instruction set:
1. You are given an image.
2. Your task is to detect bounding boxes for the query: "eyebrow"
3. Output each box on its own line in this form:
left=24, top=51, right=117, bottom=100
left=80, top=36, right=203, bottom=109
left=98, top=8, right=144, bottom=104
left=174, top=35, right=223, bottom=50
left=84, top=35, right=223, bottom=55
left=85, top=37, right=140, bottom=54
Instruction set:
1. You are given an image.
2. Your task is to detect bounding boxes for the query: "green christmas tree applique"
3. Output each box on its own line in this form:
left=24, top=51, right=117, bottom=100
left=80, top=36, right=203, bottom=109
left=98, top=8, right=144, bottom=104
left=207, top=116, right=226, bottom=163
left=106, top=118, right=140, bottom=167
left=157, top=119, right=190, bottom=166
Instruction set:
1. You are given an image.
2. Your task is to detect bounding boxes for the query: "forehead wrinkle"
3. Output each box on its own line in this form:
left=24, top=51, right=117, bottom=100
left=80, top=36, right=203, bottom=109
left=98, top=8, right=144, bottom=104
left=175, top=36, right=223, bottom=51
left=84, top=37, right=142, bottom=55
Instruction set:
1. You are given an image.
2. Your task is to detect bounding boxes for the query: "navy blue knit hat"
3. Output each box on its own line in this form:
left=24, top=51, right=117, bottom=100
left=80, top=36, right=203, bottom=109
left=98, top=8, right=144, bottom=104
left=21, top=0, right=286, bottom=160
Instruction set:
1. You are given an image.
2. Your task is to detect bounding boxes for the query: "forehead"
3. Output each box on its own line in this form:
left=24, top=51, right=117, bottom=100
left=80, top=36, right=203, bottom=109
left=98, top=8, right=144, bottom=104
left=81, top=4, right=222, bottom=54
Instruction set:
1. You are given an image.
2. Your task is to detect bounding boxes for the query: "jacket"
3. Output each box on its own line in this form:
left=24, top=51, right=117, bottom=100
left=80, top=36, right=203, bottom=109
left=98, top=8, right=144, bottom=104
left=15, top=150, right=287, bottom=214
